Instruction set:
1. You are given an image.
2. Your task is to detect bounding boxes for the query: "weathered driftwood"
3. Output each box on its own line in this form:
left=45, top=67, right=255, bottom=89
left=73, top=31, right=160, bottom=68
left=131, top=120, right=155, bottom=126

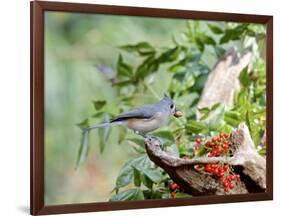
left=197, top=48, right=252, bottom=114
left=145, top=123, right=265, bottom=196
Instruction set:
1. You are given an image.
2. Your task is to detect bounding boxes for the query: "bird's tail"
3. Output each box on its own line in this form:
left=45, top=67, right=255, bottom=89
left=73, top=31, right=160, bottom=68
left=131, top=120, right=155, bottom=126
left=85, top=122, right=111, bottom=132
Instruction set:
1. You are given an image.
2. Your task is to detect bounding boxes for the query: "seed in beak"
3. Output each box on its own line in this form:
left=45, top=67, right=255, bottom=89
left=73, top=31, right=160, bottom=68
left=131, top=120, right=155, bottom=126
left=174, top=110, right=183, bottom=118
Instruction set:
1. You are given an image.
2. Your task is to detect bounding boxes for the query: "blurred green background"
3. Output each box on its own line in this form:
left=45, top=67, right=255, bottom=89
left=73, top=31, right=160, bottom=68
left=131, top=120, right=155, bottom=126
left=44, top=11, right=189, bottom=205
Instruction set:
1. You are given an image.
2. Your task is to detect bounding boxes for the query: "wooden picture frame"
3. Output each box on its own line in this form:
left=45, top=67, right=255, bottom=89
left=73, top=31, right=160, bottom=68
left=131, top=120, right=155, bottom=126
left=31, top=1, right=273, bottom=215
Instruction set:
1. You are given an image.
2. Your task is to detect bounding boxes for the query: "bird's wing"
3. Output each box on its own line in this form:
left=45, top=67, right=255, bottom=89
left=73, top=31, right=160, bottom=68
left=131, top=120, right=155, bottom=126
left=111, top=105, right=157, bottom=122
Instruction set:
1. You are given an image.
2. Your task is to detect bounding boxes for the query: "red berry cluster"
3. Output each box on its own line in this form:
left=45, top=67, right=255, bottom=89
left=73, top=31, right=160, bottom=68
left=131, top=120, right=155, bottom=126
left=195, top=138, right=202, bottom=144
left=204, top=163, right=240, bottom=192
left=204, top=133, right=230, bottom=157
left=169, top=182, right=180, bottom=198
left=195, top=133, right=241, bottom=193
left=222, top=174, right=240, bottom=192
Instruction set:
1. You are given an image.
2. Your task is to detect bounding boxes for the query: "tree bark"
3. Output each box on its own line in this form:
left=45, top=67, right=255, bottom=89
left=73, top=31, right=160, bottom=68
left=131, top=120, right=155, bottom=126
left=145, top=123, right=265, bottom=196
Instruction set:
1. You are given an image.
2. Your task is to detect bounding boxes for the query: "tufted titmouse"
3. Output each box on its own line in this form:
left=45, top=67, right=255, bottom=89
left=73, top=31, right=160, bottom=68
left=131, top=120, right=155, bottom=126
left=86, top=95, right=183, bottom=137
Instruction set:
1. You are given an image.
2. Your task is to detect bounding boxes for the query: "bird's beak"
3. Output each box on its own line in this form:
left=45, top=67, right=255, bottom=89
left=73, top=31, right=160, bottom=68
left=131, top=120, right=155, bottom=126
left=174, top=108, right=183, bottom=118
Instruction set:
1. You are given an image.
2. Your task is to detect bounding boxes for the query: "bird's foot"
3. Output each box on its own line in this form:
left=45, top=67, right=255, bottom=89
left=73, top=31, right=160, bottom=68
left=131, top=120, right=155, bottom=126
left=134, top=131, right=163, bottom=147
left=134, top=131, right=147, bottom=138
left=144, top=135, right=163, bottom=147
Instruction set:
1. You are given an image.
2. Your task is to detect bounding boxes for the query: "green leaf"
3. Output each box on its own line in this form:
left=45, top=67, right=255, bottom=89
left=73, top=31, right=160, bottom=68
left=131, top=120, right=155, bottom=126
left=92, top=100, right=106, bottom=110
left=235, top=88, right=248, bottom=106
left=198, top=109, right=212, bottom=120
left=168, top=144, right=180, bottom=157
left=175, top=192, right=192, bottom=198
left=219, top=24, right=248, bottom=44
left=172, top=72, right=186, bottom=84
left=168, top=63, right=186, bottom=73
left=181, top=147, right=194, bottom=158
left=150, top=191, right=163, bottom=199
left=98, top=114, right=111, bottom=153
left=245, top=108, right=262, bottom=146
left=211, top=103, right=221, bottom=111
left=151, top=131, right=174, bottom=142
left=117, top=54, right=133, bottom=77
left=199, top=109, right=211, bottom=121
left=76, top=118, right=89, bottom=130
left=115, top=155, right=149, bottom=190
left=186, top=120, right=208, bottom=134
left=126, top=138, right=145, bottom=149
left=252, top=108, right=266, bottom=119
left=112, top=79, right=132, bottom=87
left=132, top=146, right=146, bottom=154
left=208, top=24, right=224, bottom=34
left=134, top=164, right=163, bottom=183
left=75, top=130, right=90, bottom=168
left=158, top=46, right=182, bottom=63
left=141, top=174, right=153, bottom=189
left=110, top=188, right=144, bottom=201
left=91, top=111, right=105, bottom=118
left=239, top=66, right=250, bottom=87
left=201, top=34, right=216, bottom=45
left=219, top=35, right=228, bottom=45
left=195, top=37, right=204, bottom=52
left=133, top=167, right=141, bottom=187
left=135, top=55, right=158, bottom=80
left=120, top=42, right=155, bottom=56
left=219, top=30, right=239, bottom=44
left=258, top=147, right=266, bottom=156
left=190, top=74, right=208, bottom=92
left=161, top=191, right=171, bottom=199
left=126, top=138, right=146, bottom=153
left=132, top=156, right=151, bottom=171
left=142, top=190, right=152, bottom=199
left=214, top=46, right=226, bottom=58
left=224, top=111, right=241, bottom=127
left=115, top=162, right=134, bottom=189
left=142, top=168, right=162, bottom=183
left=201, top=103, right=225, bottom=130
left=245, top=110, right=252, bottom=134
left=179, top=92, right=199, bottom=108
left=118, top=127, right=127, bottom=144
left=199, top=107, right=210, bottom=114
left=251, top=126, right=262, bottom=146
left=194, top=34, right=216, bottom=51
left=218, top=124, right=233, bottom=134
left=185, top=74, right=195, bottom=89
left=195, top=146, right=207, bottom=157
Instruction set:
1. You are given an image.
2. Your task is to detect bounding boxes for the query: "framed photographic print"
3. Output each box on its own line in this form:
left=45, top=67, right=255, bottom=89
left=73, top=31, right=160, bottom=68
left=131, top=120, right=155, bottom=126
left=31, top=1, right=273, bottom=215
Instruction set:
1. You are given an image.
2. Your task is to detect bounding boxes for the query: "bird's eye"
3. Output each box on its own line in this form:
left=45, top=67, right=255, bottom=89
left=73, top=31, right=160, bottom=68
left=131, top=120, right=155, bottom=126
left=170, top=104, right=175, bottom=109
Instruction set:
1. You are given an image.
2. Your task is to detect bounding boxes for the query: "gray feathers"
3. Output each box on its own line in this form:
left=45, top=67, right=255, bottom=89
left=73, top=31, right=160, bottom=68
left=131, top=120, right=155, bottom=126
left=85, top=95, right=176, bottom=135
left=86, top=122, right=111, bottom=130
left=111, top=95, right=173, bottom=122
left=111, top=104, right=158, bottom=122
